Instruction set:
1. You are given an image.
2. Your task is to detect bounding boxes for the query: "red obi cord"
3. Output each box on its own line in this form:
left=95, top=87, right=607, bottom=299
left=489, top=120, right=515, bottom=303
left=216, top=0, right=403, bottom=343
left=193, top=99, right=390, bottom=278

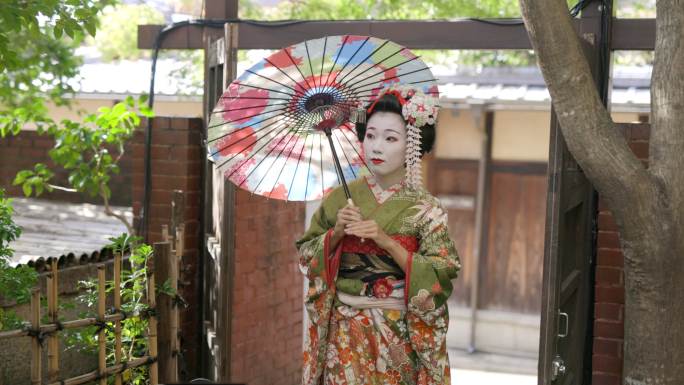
left=323, top=231, right=418, bottom=288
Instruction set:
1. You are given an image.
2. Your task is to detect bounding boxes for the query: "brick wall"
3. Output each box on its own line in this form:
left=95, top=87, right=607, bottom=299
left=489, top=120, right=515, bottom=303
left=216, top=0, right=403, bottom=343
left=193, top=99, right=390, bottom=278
left=592, top=123, right=649, bottom=385
left=0, top=131, right=132, bottom=206
left=130, top=117, right=203, bottom=377
left=229, top=190, right=305, bottom=385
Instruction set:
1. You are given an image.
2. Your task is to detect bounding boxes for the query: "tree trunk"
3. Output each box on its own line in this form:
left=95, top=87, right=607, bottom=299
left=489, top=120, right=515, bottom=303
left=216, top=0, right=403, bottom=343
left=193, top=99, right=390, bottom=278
left=518, top=0, right=684, bottom=383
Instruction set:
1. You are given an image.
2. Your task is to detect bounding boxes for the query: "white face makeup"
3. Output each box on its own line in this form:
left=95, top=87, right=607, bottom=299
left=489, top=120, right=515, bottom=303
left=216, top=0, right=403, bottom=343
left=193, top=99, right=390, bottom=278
left=363, top=111, right=407, bottom=181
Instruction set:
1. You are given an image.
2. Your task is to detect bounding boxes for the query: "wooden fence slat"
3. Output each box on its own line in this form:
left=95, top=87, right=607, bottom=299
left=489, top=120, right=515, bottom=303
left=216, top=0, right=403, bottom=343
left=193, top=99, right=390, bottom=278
left=155, top=241, right=177, bottom=382
left=47, top=259, right=59, bottom=382
left=113, top=253, right=123, bottom=385
left=30, top=288, right=41, bottom=385
left=148, top=245, right=159, bottom=385
left=47, top=356, right=155, bottom=385
left=97, top=265, right=106, bottom=385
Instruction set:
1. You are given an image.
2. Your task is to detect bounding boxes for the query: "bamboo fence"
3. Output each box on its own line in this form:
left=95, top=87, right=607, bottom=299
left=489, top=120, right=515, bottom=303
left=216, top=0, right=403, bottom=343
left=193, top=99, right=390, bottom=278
left=0, top=191, right=187, bottom=384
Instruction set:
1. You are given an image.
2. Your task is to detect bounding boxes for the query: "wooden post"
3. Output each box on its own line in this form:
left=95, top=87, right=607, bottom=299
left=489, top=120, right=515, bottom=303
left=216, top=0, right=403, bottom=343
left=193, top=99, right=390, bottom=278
left=97, top=265, right=106, bottom=385
left=155, top=241, right=177, bottom=382
left=148, top=244, right=160, bottom=385
left=30, top=287, right=41, bottom=385
left=47, top=259, right=59, bottom=382
left=162, top=224, right=170, bottom=243
left=171, top=190, right=185, bottom=246
left=113, top=252, right=123, bottom=385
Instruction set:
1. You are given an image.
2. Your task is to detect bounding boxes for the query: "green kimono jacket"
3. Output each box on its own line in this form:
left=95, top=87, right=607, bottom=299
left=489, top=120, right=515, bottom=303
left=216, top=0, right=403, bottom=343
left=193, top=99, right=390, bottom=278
left=296, top=176, right=461, bottom=385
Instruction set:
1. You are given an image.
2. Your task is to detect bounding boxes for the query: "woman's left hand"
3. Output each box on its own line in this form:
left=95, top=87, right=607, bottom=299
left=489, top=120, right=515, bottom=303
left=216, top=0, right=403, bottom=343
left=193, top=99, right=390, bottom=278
left=344, top=220, right=391, bottom=248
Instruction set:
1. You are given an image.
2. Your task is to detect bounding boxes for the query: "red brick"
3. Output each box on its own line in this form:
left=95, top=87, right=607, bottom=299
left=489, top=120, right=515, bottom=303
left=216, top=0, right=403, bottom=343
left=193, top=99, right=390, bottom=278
left=628, top=123, right=650, bottom=140
left=628, top=141, right=649, bottom=159
left=170, top=118, right=190, bottom=131
left=595, top=303, right=623, bottom=321
left=595, top=286, right=625, bottom=304
left=594, top=319, right=624, bottom=339
left=597, top=249, right=624, bottom=267
left=593, top=354, right=623, bottom=373
left=592, top=373, right=622, bottom=385
left=151, top=117, right=171, bottom=129
left=32, top=138, right=55, bottom=148
left=596, top=266, right=623, bottom=285
left=597, top=231, right=621, bottom=249
left=169, top=146, right=201, bottom=162
left=597, top=212, right=618, bottom=231
left=593, top=337, right=622, bottom=357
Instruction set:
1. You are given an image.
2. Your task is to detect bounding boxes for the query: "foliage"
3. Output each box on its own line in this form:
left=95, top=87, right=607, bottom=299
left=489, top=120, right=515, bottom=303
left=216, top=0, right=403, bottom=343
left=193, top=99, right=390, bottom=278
left=11, top=96, right=153, bottom=234
left=0, top=190, right=38, bottom=331
left=0, top=0, right=115, bottom=71
left=0, top=0, right=117, bottom=137
left=92, top=4, right=165, bottom=61
left=64, top=234, right=173, bottom=385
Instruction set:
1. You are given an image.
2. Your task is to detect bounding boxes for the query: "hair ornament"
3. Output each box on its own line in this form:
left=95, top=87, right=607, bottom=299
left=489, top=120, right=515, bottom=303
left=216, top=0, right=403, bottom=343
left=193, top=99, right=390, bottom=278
left=368, top=85, right=439, bottom=191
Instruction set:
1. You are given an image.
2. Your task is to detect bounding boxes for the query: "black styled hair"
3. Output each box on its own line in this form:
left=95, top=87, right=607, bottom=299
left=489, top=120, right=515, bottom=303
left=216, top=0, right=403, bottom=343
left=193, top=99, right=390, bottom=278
left=354, top=93, right=436, bottom=156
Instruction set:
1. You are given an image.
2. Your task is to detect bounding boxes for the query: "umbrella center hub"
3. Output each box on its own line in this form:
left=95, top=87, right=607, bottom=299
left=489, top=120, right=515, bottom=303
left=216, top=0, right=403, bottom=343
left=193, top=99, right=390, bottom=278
left=304, top=92, right=336, bottom=112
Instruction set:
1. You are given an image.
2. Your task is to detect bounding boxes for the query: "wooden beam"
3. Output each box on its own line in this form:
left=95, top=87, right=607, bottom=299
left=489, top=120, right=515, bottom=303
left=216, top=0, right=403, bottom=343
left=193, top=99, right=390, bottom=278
left=611, top=18, right=656, bottom=50
left=138, top=20, right=532, bottom=50
left=138, top=18, right=656, bottom=51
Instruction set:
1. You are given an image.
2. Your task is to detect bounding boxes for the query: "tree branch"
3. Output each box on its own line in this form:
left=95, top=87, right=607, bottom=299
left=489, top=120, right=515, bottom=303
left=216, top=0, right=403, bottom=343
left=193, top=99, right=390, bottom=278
left=651, top=1, right=684, bottom=232
left=101, top=188, right=135, bottom=236
left=519, top=0, right=655, bottom=218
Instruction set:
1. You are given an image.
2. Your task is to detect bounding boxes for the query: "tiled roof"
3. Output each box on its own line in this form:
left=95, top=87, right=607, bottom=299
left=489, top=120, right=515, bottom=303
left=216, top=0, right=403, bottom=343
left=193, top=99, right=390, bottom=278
left=8, top=198, right=132, bottom=268
left=68, top=54, right=652, bottom=108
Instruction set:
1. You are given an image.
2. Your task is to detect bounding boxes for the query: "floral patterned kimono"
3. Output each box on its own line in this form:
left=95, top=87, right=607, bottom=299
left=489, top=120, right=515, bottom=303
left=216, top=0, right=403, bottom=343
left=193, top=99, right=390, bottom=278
left=296, top=175, right=461, bottom=385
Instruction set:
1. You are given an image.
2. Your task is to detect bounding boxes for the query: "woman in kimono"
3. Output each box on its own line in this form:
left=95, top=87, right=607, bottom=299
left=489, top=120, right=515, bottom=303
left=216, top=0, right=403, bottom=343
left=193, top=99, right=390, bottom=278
left=296, top=86, right=461, bottom=385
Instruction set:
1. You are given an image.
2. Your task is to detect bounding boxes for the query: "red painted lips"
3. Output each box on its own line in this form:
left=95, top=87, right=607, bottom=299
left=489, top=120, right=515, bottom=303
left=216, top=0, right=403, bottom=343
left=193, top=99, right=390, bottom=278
left=371, top=158, right=384, bottom=165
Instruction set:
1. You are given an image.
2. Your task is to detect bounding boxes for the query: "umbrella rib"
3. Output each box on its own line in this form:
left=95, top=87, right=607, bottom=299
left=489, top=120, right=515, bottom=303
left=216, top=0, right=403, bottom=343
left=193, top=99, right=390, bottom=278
left=335, top=39, right=390, bottom=86
left=286, top=129, right=312, bottom=201
left=304, top=40, right=317, bottom=89
left=332, top=130, right=357, bottom=180
left=262, top=57, right=311, bottom=96
left=304, top=133, right=314, bottom=200
left=328, top=36, right=370, bottom=91
left=337, top=125, right=370, bottom=171
left=207, top=105, right=289, bottom=130
left=257, top=122, right=313, bottom=195
left=344, top=54, right=420, bottom=90
left=285, top=47, right=314, bottom=91
left=219, top=95, right=290, bottom=100
left=264, top=129, right=308, bottom=198
left=237, top=125, right=299, bottom=190
left=323, top=35, right=349, bottom=89
left=245, top=69, right=307, bottom=98
left=319, top=130, right=326, bottom=196
left=350, top=61, right=428, bottom=92
left=354, top=68, right=434, bottom=94
left=336, top=46, right=404, bottom=87
left=221, top=122, right=295, bottom=177
left=211, top=115, right=295, bottom=161
left=319, top=36, right=327, bottom=91
left=211, top=101, right=289, bottom=114
left=230, top=82, right=296, bottom=97
left=206, top=106, right=294, bottom=143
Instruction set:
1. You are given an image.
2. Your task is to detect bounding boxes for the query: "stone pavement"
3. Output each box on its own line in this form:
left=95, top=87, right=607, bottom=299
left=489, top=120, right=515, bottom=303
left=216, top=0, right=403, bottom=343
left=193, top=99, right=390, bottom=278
left=449, top=349, right=538, bottom=385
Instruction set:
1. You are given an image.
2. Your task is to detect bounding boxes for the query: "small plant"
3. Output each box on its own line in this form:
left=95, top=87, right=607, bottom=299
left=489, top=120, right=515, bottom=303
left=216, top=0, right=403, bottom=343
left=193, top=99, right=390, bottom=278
left=65, top=233, right=174, bottom=385
left=0, top=189, right=38, bottom=330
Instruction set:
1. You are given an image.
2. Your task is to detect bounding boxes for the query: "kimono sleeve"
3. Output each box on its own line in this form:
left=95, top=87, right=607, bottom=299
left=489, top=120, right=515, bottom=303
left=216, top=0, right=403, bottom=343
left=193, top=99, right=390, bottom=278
left=405, top=197, right=461, bottom=318
left=296, top=199, right=336, bottom=286
left=404, top=198, right=461, bottom=384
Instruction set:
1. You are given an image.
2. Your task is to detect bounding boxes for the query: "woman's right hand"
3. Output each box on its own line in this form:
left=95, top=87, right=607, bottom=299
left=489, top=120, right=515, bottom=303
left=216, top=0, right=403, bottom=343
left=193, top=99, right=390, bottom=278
left=333, top=203, right=362, bottom=239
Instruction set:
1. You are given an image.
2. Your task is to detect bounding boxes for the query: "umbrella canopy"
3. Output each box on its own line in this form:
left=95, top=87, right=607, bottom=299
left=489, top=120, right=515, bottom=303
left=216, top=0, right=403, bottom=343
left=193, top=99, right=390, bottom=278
left=207, top=34, right=438, bottom=201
